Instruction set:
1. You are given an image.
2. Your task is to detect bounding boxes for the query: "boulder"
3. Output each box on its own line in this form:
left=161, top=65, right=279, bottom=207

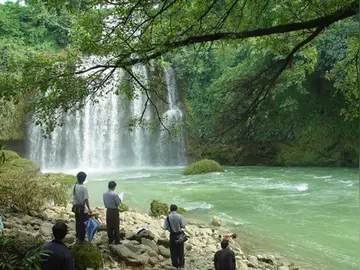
left=150, top=200, right=168, bottom=217
left=134, top=230, right=155, bottom=241
left=211, top=216, right=222, bottom=226
left=110, top=244, right=143, bottom=266
left=182, top=159, right=224, bottom=175
left=158, top=245, right=170, bottom=258
left=141, top=238, right=159, bottom=253
left=157, top=238, right=170, bottom=248
left=278, top=266, right=290, bottom=270
left=40, top=224, right=53, bottom=237
left=247, top=255, right=258, bottom=267
left=237, top=260, right=249, bottom=270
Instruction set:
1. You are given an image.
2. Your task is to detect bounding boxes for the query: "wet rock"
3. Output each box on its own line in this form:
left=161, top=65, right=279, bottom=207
left=211, top=216, right=222, bottom=226
left=135, top=230, right=155, bottom=241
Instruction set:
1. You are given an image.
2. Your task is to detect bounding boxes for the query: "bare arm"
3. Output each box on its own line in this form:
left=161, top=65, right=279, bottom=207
left=84, top=199, right=91, bottom=213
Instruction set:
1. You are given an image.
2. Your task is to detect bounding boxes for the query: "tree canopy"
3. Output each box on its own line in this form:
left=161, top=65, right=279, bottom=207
left=0, top=0, right=358, bottom=135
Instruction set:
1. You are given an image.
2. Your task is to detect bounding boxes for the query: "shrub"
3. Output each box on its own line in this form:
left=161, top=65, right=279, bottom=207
left=182, top=159, right=224, bottom=175
left=118, top=203, right=129, bottom=213
left=70, top=242, right=102, bottom=270
left=0, top=235, right=48, bottom=270
left=0, top=153, right=72, bottom=212
left=150, top=200, right=168, bottom=217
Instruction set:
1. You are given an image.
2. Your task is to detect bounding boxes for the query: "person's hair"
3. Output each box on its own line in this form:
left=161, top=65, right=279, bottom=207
left=232, top=233, right=237, bottom=239
left=77, top=171, right=87, bottom=183
left=170, top=204, right=178, bottom=212
left=221, top=239, right=229, bottom=249
left=52, top=222, right=68, bottom=240
left=108, top=181, right=117, bottom=189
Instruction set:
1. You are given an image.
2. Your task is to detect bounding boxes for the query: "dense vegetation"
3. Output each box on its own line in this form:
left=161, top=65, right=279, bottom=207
left=0, top=1, right=358, bottom=166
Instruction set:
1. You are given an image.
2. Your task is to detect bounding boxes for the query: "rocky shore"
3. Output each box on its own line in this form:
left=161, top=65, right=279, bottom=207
left=2, top=203, right=300, bottom=270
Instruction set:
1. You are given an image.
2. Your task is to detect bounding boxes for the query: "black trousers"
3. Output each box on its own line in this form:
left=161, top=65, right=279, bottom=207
left=106, top=208, right=120, bottom=244
left=170, top=233, right=185, bottom=268
left=75, top=211, right=88, bottom=241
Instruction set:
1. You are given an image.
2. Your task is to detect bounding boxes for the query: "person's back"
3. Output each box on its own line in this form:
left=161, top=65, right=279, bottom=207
left=42, top=222, right=74, bottom=270
left=214, top=240, right=236, bottom=270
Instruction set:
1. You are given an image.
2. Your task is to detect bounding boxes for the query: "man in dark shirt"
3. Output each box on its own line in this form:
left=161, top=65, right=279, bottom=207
left=214, top=239, right=236, bottom=270
left=42, top=222, right=74, bottom=270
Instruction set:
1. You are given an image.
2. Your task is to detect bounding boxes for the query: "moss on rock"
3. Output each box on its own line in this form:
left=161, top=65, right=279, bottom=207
left=177, top=207, right=187, bottom=215
left=0, top=151, right=40, bottom=179
left=119, top=203, right=129, bottom=212
left=40, top=173, right=76, bottom=188
left=150, top=200, right=169, bottom=217
left=183, top=159, right=224, bottom=175
left=70, top=242, right=102, bottom=270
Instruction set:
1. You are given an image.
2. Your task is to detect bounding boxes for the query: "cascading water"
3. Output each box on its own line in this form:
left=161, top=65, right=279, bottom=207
left=158, top=66, right=186, bottom=166
left=26, top=61, right=186, bottom=171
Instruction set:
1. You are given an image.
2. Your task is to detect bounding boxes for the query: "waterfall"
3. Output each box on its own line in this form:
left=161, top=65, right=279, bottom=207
left=26, top=62, right=186, bottom=171
left=158, top=66, right=186, bottom=166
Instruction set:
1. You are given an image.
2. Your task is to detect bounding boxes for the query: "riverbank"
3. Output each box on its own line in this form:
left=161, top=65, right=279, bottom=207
left=2, top=204, right=299, bottom=270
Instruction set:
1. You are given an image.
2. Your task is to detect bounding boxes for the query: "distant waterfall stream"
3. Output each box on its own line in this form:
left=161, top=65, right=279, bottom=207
left=27, top=62, right=186, bottom=171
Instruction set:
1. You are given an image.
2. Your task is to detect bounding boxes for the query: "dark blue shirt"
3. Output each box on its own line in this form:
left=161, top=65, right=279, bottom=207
left=42, top=240, right=74, bottom=270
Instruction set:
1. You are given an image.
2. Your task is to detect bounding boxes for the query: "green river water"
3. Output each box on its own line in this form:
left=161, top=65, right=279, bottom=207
left=80, top=166, right=358, bottom=270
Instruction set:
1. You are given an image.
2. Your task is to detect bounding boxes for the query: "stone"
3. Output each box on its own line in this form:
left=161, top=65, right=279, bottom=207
left=158, top=245, right=170, bottom=258
left=63, top=235, right=75, bottom=245
left=148, top=256, right=158, bottom=265
left=164, top=266, right=177, bottom=270
left=135, top=230, right=156, bottom=241
left=157, top=238, right=170, bottom=248
left=237, top=260, right=249, bottom=270
left=40, top=224, right=53, bottom=237
left=110, top=245, right=143, bottom=266
left=278, top=266, right=290, bottom=270
left=211, top=216, right=222, bottom=226
left=141, top=238, right=159, bottom=253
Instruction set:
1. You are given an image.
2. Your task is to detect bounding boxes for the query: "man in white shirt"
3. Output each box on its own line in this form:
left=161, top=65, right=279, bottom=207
left=72, top=171, right=92, bottom=241
left=103, top=181, right=122, bottom=244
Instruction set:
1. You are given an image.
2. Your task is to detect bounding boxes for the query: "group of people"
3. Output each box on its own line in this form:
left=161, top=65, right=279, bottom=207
left=41, top=171, right=238, bottom=270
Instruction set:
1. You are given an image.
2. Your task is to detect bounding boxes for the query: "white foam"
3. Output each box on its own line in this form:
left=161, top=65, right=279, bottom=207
left=184, top=202, right=213, bottom=211
left=314, top=175, right=332, bottom=179
left=295, top=183, right=308, bottom=191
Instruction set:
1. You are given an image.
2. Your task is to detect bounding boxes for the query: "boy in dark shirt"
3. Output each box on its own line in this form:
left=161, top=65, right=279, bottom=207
left=214, top=239, right=236, bottom=270
left=42, top=222, right=74, bottom=270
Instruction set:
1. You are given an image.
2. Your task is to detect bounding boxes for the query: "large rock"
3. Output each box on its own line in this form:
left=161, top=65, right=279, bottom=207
left=237, top=260, right=249, bottom=270
left=182, top=159, right=224, bottom=175
left=135, top=230, right=155, bottom=241
left=278, top=266, right=290, bottom=270
left=141, top=238, right=159, bottom=253
left=158, top=245, right=170, bottom=258
left=40, top=224, right=53, bottom=237
left=110, top=244, right=143, bottom=266
left=211, top=216, right=222, bottom=226
left=157, top=238, right=170, bottom=248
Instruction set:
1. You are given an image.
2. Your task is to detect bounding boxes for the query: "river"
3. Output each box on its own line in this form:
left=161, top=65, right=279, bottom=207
left=77, top=166, right=358, bottom=270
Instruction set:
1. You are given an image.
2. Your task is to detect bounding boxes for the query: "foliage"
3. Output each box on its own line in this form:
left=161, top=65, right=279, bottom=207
left=0, top=0, right=357, bottom=135
left=183, top=159, right=224, bottom=175
left=70, top=242, right=102, bottom=270
left=0, top=233, right=47, bottom=270
left=118, top=203, right=129, bottom=213
left=150, top=200, right=169, bottom=217
left=0, top=152, right=73, bottom=212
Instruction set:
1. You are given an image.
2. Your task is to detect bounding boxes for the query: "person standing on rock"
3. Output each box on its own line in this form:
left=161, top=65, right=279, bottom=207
left=72, top=171, right=92, bottom=242
left=214, top=239, right=236, bottom=270
left=42, top=222, right=74, bottom=270
left=103, top=180, right=122, bottom=244
left=164, top=204, right=186, bottom=269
